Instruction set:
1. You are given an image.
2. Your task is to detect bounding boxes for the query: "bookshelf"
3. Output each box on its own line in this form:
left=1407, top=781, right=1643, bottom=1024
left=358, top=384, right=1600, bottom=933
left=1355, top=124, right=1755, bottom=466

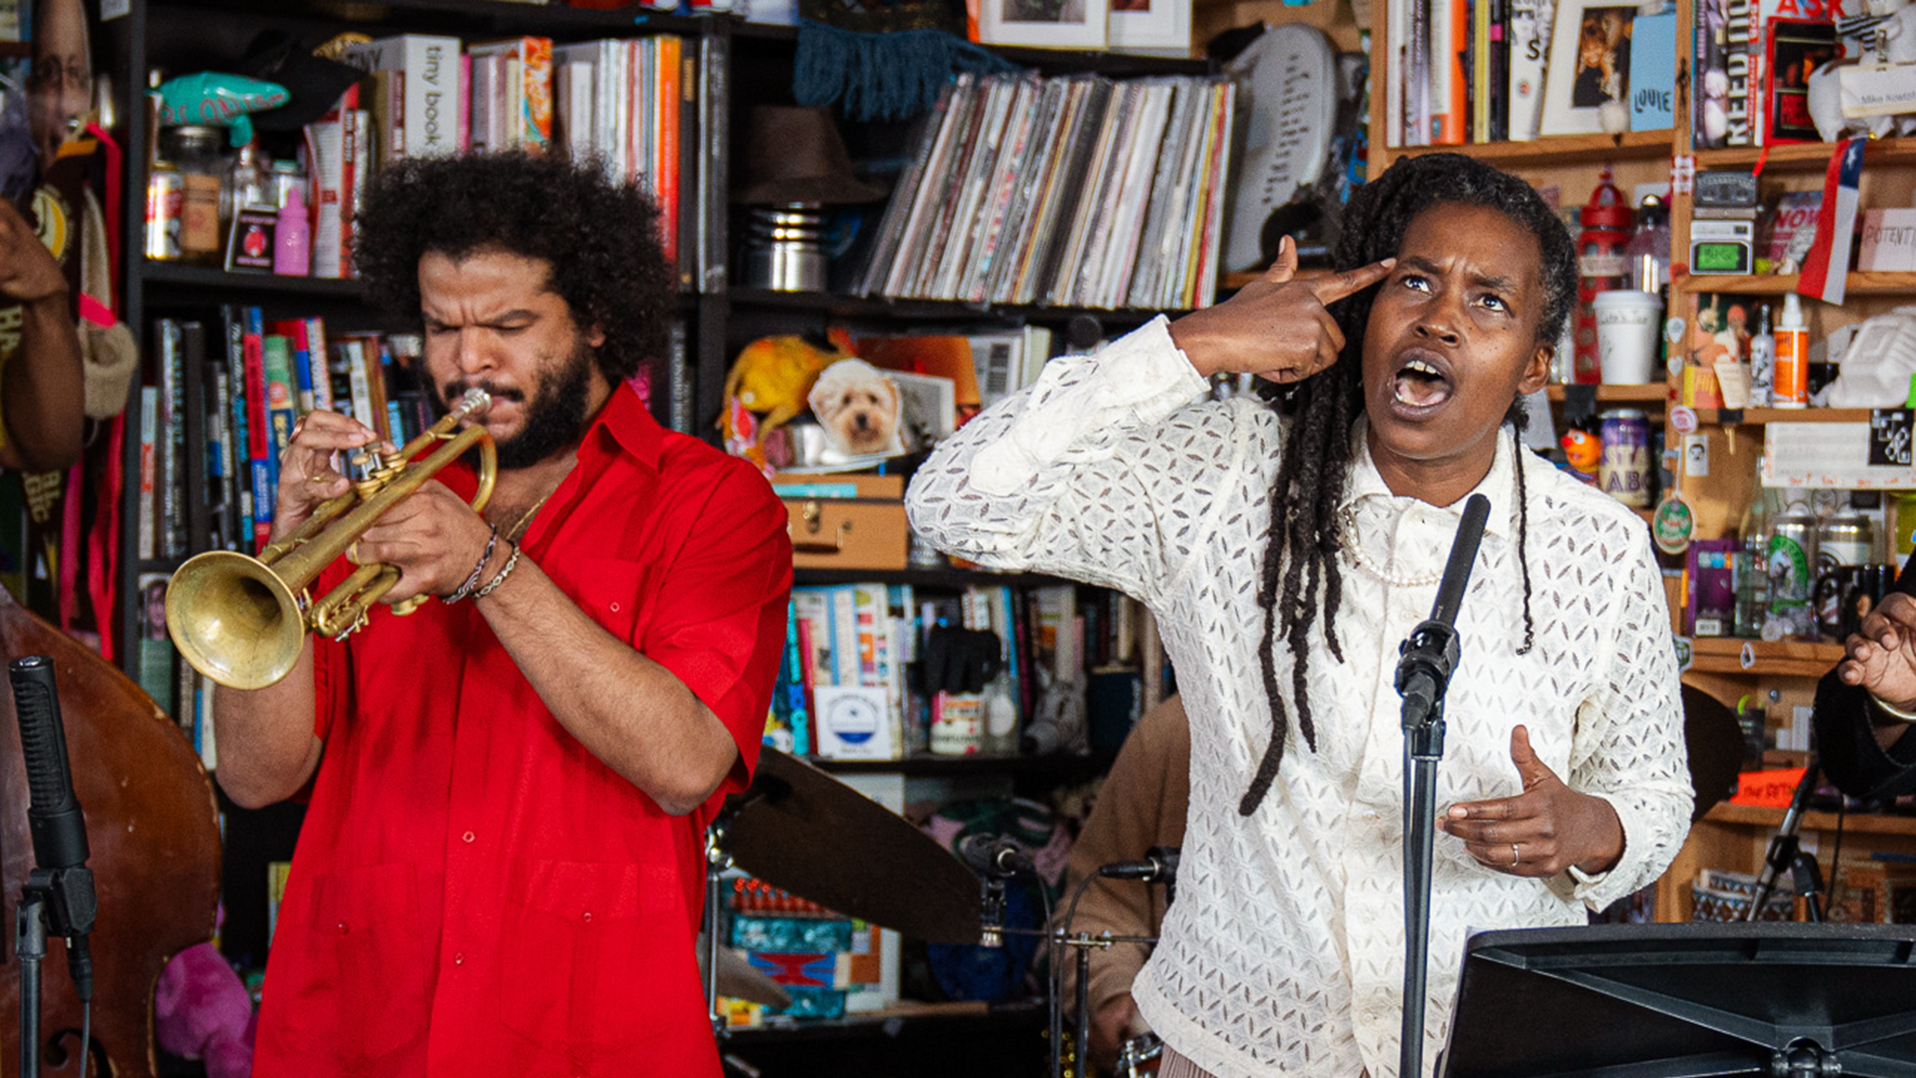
left=1378, top=128, right=1676, bottom=169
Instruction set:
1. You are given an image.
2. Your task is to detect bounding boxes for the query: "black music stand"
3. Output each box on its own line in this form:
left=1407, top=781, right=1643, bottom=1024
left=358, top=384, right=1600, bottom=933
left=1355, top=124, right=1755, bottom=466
left=1437, top=923, right=1916, bottom=1078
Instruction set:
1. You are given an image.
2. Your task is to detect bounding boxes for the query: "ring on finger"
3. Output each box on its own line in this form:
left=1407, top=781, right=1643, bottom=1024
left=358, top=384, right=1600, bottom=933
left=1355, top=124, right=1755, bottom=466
left=1510, top=842, right=1521, bottom=869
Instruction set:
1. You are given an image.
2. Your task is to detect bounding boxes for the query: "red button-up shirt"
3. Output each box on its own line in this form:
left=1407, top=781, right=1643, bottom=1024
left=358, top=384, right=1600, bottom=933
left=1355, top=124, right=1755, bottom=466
left=253, top=384, right=793, bottom=1078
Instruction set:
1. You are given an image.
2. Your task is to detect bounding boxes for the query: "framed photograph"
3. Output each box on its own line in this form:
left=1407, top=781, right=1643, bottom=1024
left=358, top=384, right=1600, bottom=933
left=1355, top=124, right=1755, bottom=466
left=977, top=0, right=1108, bottom=51
left=1540, top=0, right=1636, bottom=135
left=1107, top=0, right=1190, bottom=55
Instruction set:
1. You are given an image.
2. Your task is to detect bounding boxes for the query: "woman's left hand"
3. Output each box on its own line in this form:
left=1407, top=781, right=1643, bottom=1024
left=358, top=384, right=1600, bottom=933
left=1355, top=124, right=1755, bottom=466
left=1438, top=725, right=1624, bottom=877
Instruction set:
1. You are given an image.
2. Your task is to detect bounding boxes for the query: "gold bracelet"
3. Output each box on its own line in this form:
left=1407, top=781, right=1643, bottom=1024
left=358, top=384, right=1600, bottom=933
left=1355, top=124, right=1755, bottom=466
left=1870, top=693, right=1916, bottom=723
left=472, top=541, right=522, bottom=601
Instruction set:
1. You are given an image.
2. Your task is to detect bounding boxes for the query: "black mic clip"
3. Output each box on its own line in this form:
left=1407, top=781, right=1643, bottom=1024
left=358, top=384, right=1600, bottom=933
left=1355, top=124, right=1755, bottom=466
left=1395, top=620, right=1460, bottom=751
left=958, top=834, right=1030, bottom=949
left=23, top=866, right=95, bottom=1001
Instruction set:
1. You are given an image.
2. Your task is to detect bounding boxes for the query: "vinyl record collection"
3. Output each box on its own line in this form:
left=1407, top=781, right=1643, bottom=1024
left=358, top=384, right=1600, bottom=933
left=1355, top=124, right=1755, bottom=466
left=853, top=72, right=1238, bottom=312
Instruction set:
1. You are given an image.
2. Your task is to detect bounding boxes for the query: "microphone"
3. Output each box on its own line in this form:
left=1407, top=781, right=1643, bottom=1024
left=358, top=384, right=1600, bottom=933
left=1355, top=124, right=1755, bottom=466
left=1096, top=846, right=1179, bottom=882
left=10, top=656, right=96, bottom=1001
left=1099, top=845, right=1181, bottom=906
left=958, top=833, right=1034, bottom=877
left=1396, top=494, right=1492, bottom=733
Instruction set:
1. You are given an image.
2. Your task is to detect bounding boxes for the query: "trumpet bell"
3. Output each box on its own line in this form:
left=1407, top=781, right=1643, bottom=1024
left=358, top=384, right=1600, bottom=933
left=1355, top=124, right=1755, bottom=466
left=165, top=550, right=307, bottom=691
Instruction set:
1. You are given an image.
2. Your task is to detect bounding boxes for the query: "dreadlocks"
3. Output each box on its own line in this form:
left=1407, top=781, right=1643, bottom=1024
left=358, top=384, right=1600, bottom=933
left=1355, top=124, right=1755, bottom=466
left=1237, top=153, right=1579, bottom=817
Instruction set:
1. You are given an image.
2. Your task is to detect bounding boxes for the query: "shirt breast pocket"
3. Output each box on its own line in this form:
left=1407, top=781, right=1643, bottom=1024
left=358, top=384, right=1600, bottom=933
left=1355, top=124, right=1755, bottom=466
left=298, top=862, right=432, bottom=1065
left=569, top=555, right=647, bottom=642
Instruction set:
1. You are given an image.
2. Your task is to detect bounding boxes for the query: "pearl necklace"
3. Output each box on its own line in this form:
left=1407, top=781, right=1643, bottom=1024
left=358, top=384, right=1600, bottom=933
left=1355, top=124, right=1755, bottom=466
left=1338, top=511, right=1444, bottom=587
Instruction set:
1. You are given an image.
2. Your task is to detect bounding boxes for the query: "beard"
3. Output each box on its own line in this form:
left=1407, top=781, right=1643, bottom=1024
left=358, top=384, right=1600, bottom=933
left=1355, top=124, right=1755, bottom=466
left=438, top=338, right=598, bottom=470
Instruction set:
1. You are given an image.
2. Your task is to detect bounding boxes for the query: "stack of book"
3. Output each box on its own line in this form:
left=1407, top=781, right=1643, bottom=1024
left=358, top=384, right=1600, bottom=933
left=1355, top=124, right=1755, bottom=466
left=854, top=72, right=1237, bottom=312
left=304, top=32, right=708, bottom=285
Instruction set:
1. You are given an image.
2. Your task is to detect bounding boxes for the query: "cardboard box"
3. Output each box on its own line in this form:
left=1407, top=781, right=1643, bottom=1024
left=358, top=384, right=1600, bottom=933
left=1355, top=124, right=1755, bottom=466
left=771, top=474, right=908, bottom=571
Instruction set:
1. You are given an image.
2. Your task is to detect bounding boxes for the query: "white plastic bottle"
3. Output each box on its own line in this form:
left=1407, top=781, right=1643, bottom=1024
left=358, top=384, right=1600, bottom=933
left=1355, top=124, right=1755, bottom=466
left=1746, top=303, right=1775, bottom=408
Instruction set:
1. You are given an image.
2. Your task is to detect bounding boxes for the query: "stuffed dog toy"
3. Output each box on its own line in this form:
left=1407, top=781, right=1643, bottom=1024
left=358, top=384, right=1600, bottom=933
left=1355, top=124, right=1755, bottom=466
left=808, top=358, right=906, bottom=460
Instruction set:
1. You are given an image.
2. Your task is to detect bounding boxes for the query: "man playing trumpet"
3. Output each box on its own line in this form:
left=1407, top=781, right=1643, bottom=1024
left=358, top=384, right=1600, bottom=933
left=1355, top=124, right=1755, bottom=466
left=214, top=152, right=793, bottom=1077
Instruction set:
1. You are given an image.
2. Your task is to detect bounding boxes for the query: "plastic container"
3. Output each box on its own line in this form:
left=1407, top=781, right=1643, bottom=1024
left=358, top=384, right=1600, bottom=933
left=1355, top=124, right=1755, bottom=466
left=274, top=183, right=310, bottom=276
left=1593, top=290, right=1663, bottom=384
left=1774, top=293, right=1809, bottom=408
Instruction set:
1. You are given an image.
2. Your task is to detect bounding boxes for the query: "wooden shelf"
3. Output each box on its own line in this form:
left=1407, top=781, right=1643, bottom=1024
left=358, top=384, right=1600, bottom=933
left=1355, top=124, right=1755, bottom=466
left=1692, top=406, right=1875, bottom=426
left=1702, top=802, right=1916, bottom=837
left=729, top=287, right=1179, bottom=325
left=791, top=567, right=1081, bottom=589
left=1544, top=383, right=1670, bottom=403
left=1385, top=129, right=1674, bottom=169
left=146, top=0, right=709, bottom=34
left=810, top=751, right=1113, bottom=777
left=1686, top=637, right=1843, bottom=678
left=1694, top=136, right=1916, bottom=173
left=140, top=261, right=366, bottom=298
left=1676, top=272, right=1916, bottom=297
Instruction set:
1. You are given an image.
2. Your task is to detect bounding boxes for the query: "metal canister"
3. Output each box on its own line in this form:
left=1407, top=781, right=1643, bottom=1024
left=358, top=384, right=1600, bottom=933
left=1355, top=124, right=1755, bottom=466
left=1597, top=409, right=1652, bottom=508
left=1767, top=505, right=1818, bottom=639
left=1815, top=510, right=1874, bottom=638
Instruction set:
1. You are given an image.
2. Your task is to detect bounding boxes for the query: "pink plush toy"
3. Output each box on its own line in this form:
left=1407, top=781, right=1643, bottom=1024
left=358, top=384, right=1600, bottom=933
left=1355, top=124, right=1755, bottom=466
left=154, top=938, right=255, bottom=1078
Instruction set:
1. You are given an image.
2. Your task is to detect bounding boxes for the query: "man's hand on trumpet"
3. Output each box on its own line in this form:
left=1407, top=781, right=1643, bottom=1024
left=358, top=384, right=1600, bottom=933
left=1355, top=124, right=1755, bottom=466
left=272, top=411, right=387, bottom=541
left=353, top=480, right=506, bottom=604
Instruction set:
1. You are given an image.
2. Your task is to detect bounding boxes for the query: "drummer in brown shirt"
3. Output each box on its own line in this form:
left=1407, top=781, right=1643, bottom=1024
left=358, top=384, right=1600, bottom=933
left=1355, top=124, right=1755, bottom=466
left=1061, top=694, right=1192, bottom=1073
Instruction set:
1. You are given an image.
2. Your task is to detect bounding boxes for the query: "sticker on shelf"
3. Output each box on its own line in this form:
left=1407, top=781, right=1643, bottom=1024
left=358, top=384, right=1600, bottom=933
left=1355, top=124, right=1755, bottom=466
left=1671, top=155, right=1696, bottom=196
left=1741, top=641, right=1756, bottom=670
left=1683, top=433, right=1710, bottom=476
left=1670, top=406, right=1699, bottom=435
left=1653, top=494, right=1695, bottom=555
left=1674, top=636, right=1693, bottom=674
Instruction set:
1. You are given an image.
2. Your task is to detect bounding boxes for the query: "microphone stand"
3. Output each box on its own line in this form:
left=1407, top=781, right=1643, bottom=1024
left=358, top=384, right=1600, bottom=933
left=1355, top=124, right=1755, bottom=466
left=1395, top=495, right=1490, bottom=1078
left=1747, top=756, right=1824, bottom=923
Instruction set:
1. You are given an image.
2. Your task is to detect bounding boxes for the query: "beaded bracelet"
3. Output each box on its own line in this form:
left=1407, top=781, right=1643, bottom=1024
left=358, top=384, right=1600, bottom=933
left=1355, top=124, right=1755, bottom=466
left=443, top=525, right=499, bottom=605
left=472, top=541, right=523, bottom=601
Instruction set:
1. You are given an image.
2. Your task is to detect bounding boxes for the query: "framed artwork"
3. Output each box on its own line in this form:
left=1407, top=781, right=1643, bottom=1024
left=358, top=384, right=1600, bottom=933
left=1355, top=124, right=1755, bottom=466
left=977, top=0, right=1109, bottom=51
left=1107, top=0, right=1190, bottom=55
left=1540, top=0, right=1636, bottom=135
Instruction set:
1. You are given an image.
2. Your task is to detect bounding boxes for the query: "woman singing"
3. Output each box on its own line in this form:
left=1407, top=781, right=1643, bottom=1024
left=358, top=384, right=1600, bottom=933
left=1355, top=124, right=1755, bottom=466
left=906, top=153, right=1691, bottom=1077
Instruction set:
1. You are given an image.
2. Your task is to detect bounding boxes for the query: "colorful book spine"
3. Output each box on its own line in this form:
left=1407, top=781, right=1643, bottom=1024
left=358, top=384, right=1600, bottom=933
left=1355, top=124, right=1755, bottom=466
left=242, top=307, right=274, bottom=548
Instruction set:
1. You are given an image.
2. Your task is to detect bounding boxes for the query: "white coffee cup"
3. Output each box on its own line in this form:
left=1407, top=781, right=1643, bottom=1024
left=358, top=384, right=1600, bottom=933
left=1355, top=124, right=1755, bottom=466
left=1593, top=290, right=1664, bottom=385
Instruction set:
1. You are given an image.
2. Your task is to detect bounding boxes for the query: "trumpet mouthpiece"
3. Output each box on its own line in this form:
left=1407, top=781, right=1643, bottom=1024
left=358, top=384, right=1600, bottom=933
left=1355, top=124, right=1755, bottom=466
left=454, top=388, right=492, bottom=418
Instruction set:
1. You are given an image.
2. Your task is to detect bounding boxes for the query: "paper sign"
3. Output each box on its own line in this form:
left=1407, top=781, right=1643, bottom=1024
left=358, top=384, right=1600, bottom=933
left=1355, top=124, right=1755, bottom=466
left=1732, top=767, right=1807, bottom=808
left=1763, top=421, right=1916, bottom=488
left=1841, top=64, right=1916, bottom=118
left=1870, top=409, right=1915, bottom=467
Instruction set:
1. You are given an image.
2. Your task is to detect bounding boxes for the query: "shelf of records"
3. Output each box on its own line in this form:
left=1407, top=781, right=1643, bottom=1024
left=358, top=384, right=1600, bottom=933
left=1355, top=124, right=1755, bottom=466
left=849, top=71, right=1239, bottom=314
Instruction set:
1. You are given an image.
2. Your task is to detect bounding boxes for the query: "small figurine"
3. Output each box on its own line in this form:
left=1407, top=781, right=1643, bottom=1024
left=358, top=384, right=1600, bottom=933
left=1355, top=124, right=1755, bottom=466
left=1561, top=425, right=1601, bottom=485
left=721, top=333, right=852, bottom=470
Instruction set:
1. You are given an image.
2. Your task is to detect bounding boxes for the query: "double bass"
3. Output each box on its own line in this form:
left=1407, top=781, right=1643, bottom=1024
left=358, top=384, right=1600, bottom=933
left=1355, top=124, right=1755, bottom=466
left=0, top=587, right=221, bottom=1075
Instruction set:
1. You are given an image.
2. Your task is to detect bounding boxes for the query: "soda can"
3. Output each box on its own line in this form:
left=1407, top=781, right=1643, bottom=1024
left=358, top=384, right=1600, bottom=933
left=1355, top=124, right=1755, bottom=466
left=1598, top=409, right=1652, bottom=508
left=145, top=167, right=184, bottom=261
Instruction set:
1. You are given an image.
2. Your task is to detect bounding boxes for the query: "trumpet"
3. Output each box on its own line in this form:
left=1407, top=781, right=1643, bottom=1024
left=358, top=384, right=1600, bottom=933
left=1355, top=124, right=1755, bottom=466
left=165, top=389, right=499, bottom=690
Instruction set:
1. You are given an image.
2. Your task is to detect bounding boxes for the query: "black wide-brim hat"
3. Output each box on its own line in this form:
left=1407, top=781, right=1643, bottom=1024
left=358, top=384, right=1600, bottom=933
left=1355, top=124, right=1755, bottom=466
left=734, top=105, right=886, bottom=205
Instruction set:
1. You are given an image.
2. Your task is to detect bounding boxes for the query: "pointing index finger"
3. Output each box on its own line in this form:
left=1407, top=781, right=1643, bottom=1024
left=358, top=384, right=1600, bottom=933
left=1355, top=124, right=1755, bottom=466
left=1311, top=258, right=1396, bottom=304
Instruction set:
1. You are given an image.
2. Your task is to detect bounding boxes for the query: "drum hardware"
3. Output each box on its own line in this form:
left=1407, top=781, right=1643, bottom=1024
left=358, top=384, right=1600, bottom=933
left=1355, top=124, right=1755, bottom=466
left=1047, top=853, right=1177, bottom=1078
left=703, top=748, right=984, bottom=1042
left=1115, top=1031, right=1164, bottom=1078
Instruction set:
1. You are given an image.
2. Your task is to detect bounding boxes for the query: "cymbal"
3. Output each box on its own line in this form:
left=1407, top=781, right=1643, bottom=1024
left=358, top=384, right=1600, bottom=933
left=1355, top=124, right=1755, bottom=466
left=1683, top=684, right=1746, bottom=822
left=722, top=748, right=983, bottom=945
left=699, top=942, right=793, bottom=1009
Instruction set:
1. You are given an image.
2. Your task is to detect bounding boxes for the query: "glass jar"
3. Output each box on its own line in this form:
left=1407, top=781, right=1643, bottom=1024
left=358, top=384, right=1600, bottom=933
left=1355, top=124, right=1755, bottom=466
left=159, top=125, right=229, bottom=265
left=270, top=160, right=306, bottom=214
left=224, top=139, right=275, bottom=226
